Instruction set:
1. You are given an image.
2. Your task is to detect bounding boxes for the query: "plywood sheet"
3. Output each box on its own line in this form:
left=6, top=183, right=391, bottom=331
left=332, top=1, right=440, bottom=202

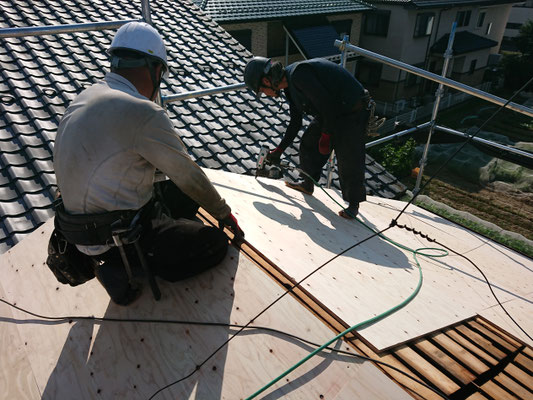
left=0, top=218, right=411, bottom=399
left=478, top=292, right=533, bottom=347
left=204, top=169, right=533, bottom=350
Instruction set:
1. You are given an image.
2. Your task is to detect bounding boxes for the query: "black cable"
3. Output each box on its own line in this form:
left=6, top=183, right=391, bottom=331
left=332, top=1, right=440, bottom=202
left=148, top=224, right=393, bottom=399
left=394, top=224, right=532, bottom=341
left=150, top=79, right=533, bottom=397
left=432, top=238, right=532, bottom=342
left=0, top=297, right=449, bottom=399
left=393, top=75, right=533, bottom=224
left=7, top=79, right=531, bottom=399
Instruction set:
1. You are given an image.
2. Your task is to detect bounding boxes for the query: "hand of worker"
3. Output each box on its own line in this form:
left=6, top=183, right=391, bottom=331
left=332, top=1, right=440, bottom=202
left=266, top=147, right=283, bottom=165
left=219, top=213, right=245, bottom=243
left=318, top=132, right=331, bottom=155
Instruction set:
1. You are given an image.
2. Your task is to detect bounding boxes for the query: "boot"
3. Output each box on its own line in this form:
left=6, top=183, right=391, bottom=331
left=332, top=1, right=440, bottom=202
left=285, top=177, right=314, bottom=195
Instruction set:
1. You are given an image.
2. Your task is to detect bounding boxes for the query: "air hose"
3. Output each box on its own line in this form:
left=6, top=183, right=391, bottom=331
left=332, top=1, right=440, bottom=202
left=245, top=176, right=448, bottom=399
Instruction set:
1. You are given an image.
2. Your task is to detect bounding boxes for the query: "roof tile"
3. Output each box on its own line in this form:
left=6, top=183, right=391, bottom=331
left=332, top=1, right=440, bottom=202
left=0, top=0, right=404, bottom=252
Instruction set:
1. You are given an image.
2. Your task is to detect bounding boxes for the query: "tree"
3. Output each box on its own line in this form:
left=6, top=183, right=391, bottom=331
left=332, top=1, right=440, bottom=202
left=502, top=20, right=533, bottom=91
left=514, top=20, right=533, bottom=59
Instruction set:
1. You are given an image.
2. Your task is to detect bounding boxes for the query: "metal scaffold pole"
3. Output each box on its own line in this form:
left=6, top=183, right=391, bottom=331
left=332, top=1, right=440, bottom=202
left=326, top=34, right=350, bottom=188
left=413, top=22, right=457, bottom=195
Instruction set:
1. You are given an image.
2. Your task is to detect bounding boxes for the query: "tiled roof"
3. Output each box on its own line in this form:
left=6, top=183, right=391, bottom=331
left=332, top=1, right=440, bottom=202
left=431, top=30, right=499, bottom=54
left=366, top=0, right=517, bottom=7
left=192, top=0, right=372, bottom=23
left=0, top=0, right=405, bottom=253
left=285, top=17, right=343, bottom=59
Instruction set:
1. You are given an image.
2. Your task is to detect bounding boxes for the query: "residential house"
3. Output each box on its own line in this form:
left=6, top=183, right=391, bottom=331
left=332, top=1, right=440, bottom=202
left=502, top=0, right=533, bottom=51
left=192, top=0, right=373, bottom=74
left=358, top=0, right=518, bottom=105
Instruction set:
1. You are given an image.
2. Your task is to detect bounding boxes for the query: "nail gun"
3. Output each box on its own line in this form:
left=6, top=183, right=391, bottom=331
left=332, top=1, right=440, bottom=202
left=255, top=146, right=293, bottom=179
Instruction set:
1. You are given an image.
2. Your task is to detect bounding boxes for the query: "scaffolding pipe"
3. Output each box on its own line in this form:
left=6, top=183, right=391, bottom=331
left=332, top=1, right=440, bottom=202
left=162, top=83, right=247, bottom=104
left=141, top=0, right=153, bottom=24
left=435, top=125, right=533, bottom=160
left=365, top=122, right=432, bottom=148
left=0, top=20, right=138, bottom=38
left=334, top=42, right=533, bottom=118
left=326, top=35, right=350, bottom=188
left=414, top=22, right=457, bottom=194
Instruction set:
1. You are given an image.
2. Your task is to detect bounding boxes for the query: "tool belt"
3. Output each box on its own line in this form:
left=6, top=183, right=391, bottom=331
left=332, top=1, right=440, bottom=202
left=53, top=200, right=140, bottom=246
left=50, top=199, right=162, bottom=300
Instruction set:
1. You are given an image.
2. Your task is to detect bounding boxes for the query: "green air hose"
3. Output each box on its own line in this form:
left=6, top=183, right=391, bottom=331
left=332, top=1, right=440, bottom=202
left=245, top=176, right=448, bottom=399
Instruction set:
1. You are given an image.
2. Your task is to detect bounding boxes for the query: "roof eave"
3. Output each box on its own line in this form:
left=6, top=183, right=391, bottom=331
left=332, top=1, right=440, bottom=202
left=208, top=8, right=374, bottom=24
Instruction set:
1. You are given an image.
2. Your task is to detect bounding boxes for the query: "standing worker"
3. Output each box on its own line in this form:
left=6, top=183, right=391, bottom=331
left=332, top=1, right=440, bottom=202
left=52, top=22, right=243, bottom=305
left=244, top=57, right=370, bottom=219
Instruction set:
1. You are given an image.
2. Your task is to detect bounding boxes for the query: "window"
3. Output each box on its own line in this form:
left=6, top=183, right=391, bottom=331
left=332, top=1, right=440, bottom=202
left=414, top=13, right=434, bottom=37
left=486, top=22, right=492, bottom=35
left=405, top=63, right=424, bottom=87
left=356, top=61, right=383, bottom=87
left=364, top=11, right=390, bottom=37
left=331, top=19, right=352, bottom=38
left=477, top=12, right=485, bottom=28
left=469, top=59, right=477, bottom=74
left=456, top=10, right=471, bottom=27
left=228, top=29, right=252, bottom=52
left=506, top=22, right=521, bottom=30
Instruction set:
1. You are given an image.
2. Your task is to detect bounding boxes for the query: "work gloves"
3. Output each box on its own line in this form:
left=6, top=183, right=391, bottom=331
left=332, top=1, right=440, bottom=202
left=219, top=213, right=245, bottom=243
left=266, top=147, right=283, bottom=165
left=318, top=132, right=331, bottom=155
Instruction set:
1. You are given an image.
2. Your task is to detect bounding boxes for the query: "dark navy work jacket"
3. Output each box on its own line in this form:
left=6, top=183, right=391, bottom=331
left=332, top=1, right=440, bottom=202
left=278, top=58, right=366, bottom=151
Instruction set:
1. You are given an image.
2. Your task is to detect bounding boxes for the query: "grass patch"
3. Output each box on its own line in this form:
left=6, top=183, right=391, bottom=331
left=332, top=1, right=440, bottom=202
left=413, top=198, right=533, bottom=259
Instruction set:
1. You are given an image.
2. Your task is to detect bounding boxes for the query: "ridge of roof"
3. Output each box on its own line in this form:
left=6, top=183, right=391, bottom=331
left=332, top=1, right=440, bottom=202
left=366, top=0, right=519, bottom=7
left=0, top=0, right=405, bottom=253
left=192, top=0, right=373, bottom=22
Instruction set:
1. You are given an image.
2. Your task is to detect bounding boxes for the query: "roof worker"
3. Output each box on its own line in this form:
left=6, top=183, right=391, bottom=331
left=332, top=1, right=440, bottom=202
left=244, top=57, right=371, bottom=219
left=53, top=21, right=243, bottom=306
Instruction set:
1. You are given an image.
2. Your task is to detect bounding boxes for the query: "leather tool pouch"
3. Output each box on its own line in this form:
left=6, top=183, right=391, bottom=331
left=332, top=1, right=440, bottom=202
left=46, top=227, right=96, bottom=287
left=45, top=200, right=138, bottom=287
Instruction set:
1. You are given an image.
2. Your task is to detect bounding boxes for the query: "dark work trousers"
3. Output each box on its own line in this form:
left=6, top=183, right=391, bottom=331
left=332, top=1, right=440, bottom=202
left=299, top=110, right=370, bottom=207
left=92, top=180, right=229, bottom=305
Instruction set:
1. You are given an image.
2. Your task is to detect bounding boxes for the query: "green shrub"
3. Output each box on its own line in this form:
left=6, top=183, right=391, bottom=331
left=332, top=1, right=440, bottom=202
left=373, top=138, right=417, bottom=178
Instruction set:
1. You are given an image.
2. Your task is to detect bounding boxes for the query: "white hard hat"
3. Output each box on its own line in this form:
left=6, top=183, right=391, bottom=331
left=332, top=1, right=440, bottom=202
left=108, top=21, right=168, bottom=72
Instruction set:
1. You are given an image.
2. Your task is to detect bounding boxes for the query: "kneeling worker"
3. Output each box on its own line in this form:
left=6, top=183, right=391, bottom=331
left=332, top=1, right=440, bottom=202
left=53, top=22, right=243, bottom=305
left=244, top=57, right=370, bottom=219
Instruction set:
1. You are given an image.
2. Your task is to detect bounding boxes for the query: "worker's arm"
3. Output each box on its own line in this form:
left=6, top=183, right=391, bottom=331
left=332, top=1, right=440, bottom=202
left=135, top=109, right=231, bottom=220
left=276, top=102, right=303, bottom=152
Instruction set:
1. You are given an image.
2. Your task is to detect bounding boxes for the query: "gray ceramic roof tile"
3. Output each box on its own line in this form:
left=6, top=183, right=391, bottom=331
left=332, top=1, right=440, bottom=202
left=193, top=0, right=372, bottom=22
left=367, top=0, right=516, bottom=6
left=1, top=0, right=404, bottom=252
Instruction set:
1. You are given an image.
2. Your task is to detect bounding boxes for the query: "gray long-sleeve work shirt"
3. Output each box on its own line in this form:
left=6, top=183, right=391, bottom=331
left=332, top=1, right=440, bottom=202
left=54, top=73, right=230, bottom=253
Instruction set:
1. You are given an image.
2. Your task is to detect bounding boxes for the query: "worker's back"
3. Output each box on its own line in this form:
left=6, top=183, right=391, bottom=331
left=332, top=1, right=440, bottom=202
left=54, top=72, right=165, bottom=215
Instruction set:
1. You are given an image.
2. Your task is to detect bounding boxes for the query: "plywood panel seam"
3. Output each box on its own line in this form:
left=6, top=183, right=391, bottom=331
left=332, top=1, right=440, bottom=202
left=198, top=211, right=431, bottom=400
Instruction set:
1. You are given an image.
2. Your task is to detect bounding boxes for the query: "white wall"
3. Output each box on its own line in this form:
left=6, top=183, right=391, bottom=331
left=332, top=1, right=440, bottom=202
left=504, top=2, right=533, bottom=37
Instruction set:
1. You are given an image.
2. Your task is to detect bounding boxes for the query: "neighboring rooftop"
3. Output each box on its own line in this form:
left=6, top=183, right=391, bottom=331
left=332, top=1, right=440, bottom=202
left=366, top=0, right=518, bottom=7
left=431, top=31, right=499, bottom=55
left=0, top=0, right=405, bottom=253
left=192, top=0, right=372, bottom=23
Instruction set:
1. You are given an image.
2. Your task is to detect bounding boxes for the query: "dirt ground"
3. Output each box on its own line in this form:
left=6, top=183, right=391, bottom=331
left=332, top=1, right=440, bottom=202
left=402, top=168, right=533, bottom=241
